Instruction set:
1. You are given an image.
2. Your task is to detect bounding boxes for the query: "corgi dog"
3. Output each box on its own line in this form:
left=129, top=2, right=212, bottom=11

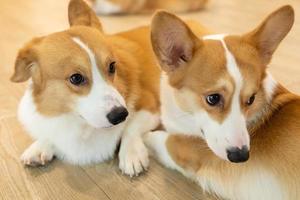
left=11, top=0, right=160, bottom=176
left=91, top=0, right=208, bottom=15
left=145, top=5, right=300, bottom=200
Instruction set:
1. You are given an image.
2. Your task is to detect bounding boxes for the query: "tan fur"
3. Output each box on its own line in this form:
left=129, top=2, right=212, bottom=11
left=91, top=0, right=208, bottom=14
left=11, top=0, right=160, bottom=116
left=151, top=5, right=300, bottom=199
left=167, top=92, right=300, bottom=198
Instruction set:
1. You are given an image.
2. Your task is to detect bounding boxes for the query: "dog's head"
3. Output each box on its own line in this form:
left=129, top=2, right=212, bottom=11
left=11, top=0, right=129, bottom=129
left=151, top=6, right=294, bottom=162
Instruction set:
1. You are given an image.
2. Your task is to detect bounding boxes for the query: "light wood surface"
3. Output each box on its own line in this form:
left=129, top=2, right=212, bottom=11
left=0, top=0, right=299, bottom=199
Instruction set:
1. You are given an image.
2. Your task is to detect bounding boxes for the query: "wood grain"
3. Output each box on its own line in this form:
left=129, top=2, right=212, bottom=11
left=0, top=0, right=299, bottom=199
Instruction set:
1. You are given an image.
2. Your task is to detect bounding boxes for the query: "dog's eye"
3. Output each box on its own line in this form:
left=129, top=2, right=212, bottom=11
left=108, top=61, right=116, bottom=75
left=246, top=94, right=255, bottom=106
left=206, top=94, right=221, bottom=106
left=69, top=73, right=85, bottom=85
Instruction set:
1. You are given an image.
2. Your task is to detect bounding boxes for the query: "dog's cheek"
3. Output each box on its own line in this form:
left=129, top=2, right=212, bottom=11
left=34, top=82, right=74, bottom=116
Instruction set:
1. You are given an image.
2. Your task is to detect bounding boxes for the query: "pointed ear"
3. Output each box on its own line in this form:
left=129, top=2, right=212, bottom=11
left=68, top=0, right=103, bottom=31
left=243, top=5, right=294, bottom=65
left=10, top=37, right=42, bottom=83
left=151, top=11, right=201, bottom=73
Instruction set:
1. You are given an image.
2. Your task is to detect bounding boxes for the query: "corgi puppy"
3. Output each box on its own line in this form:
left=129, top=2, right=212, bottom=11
left=11, top=0, right=160, bottom=176
left=146, top=5, right=300, bottom=199
left=91, top=0, right=208, bottom=15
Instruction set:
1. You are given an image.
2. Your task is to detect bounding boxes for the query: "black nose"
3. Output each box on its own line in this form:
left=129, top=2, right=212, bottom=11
left=226, top=145, right=249, bottom=163
left=106, top=106, right=128, bottom=125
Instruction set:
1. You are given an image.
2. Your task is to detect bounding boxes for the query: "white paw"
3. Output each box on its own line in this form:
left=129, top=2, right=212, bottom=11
left=21, top=141, right=54, bottom=167
left=119, top=137, right=149, bottom=177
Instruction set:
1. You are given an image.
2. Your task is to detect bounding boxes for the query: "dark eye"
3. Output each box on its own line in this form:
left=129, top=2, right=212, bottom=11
left=246, top=94, right=255, bottom=106
left=206, top=94, right=222, bottom=106
left=108, top=61, right=116, bottom=75
left=69, top=73, right=85, bottom=85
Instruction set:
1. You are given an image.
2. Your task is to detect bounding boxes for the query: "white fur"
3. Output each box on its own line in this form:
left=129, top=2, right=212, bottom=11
left=160, top=35, right=250, bottom=160
left=119, top=110, right=159, bottom=176
left=19, top=88, right=124, bottom=165
left=201, top=36, right=249, bottom=159
left=263, top=71, right=278, bottom=101
left=144, top=131, right=195, bottom=179
left=19, top=38, right=128, bottom=165
left=160, top=73, right=200, bottom=136
left=153, top=34, right=282, bottom=199
left=145, top=131, right=178, bottom=169
left=93, top=0, right=122, bottom=15
left=73, top=37, right=126, bottom=129
left=21, top=140, right=54, bottom=165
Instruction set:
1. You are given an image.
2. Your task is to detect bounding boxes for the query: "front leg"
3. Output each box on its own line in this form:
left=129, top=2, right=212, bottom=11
left=119, top=110, right=159, bottom=176
left=21, top=140, right=55, bottom=166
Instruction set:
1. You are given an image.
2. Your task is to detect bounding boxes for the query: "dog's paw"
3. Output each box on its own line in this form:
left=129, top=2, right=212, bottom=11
left=119, top=137, right=149, bottom=177
left=21, top=141, right=54, bottom=167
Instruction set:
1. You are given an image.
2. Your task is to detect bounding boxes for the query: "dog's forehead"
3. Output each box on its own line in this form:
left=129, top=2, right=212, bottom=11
left=37, top=28, right=111, bottom=74
left=36, top=32, right=89, bottom=70
left=195, top=34, right=263, bottom=90
left=186, top=37, right=231, bottom=91
left=223, top=35, right=264, bottom=90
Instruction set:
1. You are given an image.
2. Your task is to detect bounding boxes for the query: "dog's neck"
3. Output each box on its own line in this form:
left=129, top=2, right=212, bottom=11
left=248, top=84, right=298, bottom=135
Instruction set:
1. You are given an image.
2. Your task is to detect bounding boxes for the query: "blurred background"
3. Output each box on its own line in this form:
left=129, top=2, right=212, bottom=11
left=1, top=0, right=299, bottom=94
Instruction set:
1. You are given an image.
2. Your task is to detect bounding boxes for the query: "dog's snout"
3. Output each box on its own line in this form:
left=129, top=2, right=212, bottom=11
left=106, top=106, right=128, bottom=125
left=226, top=145, right=249, bottom=163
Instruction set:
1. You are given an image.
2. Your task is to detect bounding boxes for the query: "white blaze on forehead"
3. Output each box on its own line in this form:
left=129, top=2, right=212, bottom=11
left=72, top=37, right=126, bottom=128
left=219, top=36, right=249, bottom=149
left=201, top=34, right=249, bottom=157
left=72, top=37, right=105, bottom=85
left=204, top=34, right=243, bottom=92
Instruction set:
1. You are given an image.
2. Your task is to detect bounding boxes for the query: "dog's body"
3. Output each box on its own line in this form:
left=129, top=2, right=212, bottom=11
left=12, top=0, right=160, bottom=176
left=146, top=6, right=300, bottom=199
left=92, top=0, right=208, bottom=15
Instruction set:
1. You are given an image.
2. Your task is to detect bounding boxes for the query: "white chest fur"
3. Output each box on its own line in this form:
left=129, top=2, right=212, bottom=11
left=18, top=87, right=124, bottom=165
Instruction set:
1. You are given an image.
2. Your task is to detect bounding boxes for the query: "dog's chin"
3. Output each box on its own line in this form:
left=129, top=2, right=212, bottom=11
left=206, top=143, right=229, bottom=161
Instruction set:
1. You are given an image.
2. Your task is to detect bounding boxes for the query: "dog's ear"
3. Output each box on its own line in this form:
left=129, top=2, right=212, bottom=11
left=11, top=37, right=43, bottom=83
left=243, top=5, right=294, bottom=65
left=68, top=0, right=103, bottom=31
left=151, top=11, right=201, bottom=73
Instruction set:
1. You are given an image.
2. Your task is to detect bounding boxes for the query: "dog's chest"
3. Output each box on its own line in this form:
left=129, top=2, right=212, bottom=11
left=18, top=88, right=124, bottom=164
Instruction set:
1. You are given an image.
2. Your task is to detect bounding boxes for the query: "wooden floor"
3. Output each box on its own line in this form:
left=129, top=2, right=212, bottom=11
left=0, top=0, right=299, bottom=199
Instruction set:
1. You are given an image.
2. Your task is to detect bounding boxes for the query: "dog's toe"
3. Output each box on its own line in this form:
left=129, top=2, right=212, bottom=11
left=119, top=137, right=149, bottom=177
left=21, top=141, right=54, bottom=167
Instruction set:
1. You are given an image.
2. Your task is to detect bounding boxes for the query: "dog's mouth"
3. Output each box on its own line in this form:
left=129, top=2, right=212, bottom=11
left=77, top=114, right=116, bottom=129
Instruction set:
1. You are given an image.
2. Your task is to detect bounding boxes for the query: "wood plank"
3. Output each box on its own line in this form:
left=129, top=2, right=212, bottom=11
left=83, top=160, right=208, bottom=200
left=0, top=117, right=110, bottom=200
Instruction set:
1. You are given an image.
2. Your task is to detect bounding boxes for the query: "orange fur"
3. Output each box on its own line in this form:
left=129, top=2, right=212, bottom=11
left=150, top=5, right=300, bottom=199
left=11, top=0, right=160, bottom=116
